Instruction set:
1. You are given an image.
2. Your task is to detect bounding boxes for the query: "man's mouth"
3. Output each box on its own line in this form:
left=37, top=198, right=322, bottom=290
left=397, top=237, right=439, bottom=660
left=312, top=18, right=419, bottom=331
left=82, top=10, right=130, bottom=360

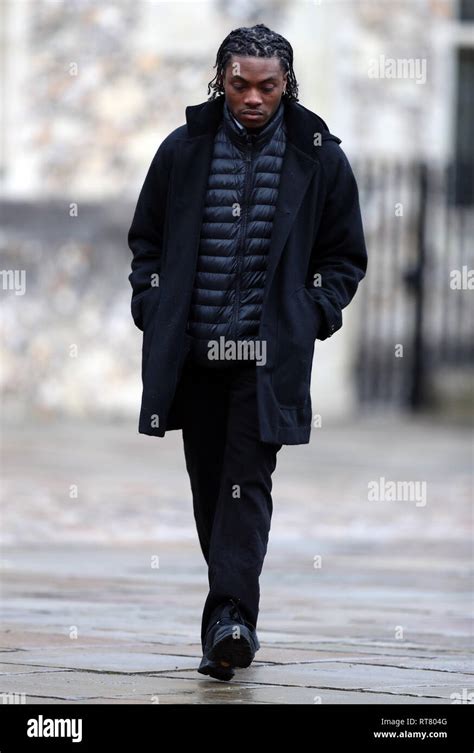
left=241, top=111, right=263, bottom=120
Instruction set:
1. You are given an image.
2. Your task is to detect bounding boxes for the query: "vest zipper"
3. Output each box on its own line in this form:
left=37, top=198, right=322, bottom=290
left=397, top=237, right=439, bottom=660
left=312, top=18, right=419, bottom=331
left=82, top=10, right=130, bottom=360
left=231, top=134, right=253, bottom=342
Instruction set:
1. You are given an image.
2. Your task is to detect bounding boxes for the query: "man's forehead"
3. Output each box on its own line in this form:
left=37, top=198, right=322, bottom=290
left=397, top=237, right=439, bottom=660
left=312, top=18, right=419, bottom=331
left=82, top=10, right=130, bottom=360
left=226, top=55, right=283, bottom=78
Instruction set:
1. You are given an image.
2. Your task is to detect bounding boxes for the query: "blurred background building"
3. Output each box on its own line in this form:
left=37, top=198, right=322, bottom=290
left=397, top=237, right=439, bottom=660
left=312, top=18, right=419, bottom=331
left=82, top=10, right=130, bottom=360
left=0, top=0, right=472, bottom=423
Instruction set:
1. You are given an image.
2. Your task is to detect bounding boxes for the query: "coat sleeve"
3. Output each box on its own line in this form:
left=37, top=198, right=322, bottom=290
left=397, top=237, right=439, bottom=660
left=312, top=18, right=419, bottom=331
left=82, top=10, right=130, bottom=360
left=307, top=143, right=368, bottom=340
left=127, top=139, right=172, bottom=330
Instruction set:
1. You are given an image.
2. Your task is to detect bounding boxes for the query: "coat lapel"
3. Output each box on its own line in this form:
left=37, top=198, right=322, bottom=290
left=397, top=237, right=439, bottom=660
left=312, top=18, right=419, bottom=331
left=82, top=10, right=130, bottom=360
left=263, top=143, right=319, bottom=304
left=168, top=135, right=214, bottom=290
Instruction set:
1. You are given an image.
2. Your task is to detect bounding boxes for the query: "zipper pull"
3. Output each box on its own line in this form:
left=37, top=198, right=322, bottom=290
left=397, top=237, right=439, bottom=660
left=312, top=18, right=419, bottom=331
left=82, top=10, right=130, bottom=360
left=245, top=134, right=253, bottom=161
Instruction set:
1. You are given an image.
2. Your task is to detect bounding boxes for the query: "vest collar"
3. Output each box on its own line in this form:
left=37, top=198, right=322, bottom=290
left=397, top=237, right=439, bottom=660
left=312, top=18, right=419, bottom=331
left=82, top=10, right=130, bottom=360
left=222, top=99, right=285, bottom=149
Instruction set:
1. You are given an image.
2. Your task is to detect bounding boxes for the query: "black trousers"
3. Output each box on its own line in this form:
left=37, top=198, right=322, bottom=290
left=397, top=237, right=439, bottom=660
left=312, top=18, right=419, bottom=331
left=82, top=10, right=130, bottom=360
left=180, top=358, right=283, bottom=649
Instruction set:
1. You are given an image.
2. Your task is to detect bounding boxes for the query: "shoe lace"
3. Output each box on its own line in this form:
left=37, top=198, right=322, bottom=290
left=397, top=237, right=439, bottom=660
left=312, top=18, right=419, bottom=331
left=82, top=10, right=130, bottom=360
left=210, top=597, right=253, bottom=633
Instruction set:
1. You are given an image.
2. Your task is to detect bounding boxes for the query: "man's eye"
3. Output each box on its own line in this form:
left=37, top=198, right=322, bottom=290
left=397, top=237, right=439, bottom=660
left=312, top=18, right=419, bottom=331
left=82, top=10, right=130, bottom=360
left=262, top=86, right=275, bottom=93
left=233, top=83, right=245, bottom=91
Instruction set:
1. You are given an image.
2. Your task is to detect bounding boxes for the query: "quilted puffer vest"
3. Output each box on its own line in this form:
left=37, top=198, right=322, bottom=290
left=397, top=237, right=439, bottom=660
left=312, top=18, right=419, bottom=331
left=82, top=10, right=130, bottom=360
left=185, top=99, right=287, bottom=367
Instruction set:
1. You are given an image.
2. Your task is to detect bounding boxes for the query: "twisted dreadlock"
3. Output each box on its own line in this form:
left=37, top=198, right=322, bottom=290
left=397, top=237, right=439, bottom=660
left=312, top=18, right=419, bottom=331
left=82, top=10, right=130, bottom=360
left=207, top=24, right=299, bottom=102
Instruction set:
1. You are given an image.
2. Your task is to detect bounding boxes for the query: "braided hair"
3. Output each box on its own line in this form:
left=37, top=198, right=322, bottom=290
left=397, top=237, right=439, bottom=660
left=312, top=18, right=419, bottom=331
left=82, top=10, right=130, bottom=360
left=207, top=23, right=299, bottom=102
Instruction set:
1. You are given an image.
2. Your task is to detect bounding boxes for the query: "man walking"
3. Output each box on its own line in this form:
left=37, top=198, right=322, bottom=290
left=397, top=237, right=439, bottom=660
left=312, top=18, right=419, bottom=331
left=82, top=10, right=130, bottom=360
left=128, top=24, right=367, bottom=681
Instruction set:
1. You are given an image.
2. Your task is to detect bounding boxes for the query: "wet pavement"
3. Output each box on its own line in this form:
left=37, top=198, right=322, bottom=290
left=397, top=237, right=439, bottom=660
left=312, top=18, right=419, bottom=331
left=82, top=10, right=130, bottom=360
left=0, top=413, right=472, bottom=703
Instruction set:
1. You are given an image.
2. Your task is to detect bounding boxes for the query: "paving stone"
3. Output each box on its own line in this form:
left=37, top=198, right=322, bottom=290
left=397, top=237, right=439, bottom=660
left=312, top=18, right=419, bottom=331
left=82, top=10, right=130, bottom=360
left=168, top=661, right=472, bottom=700
left=0, top=670, right=454, bottom=705
left=0, top=650, right=197, bottom=674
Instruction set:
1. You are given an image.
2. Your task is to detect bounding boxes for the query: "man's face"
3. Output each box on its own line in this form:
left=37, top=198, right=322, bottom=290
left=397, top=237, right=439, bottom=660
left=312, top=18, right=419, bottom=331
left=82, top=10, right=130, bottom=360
left=223, top=55, right=287, bottom=129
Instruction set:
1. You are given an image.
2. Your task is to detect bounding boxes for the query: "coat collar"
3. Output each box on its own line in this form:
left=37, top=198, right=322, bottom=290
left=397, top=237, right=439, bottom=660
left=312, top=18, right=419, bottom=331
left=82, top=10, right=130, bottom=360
left=185, top=95, right=341, bottom=159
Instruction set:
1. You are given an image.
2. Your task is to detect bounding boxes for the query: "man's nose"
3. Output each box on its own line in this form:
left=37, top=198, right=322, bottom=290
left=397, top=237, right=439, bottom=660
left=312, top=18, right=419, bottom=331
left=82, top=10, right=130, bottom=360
left=243, top=90, right=263, bottom=107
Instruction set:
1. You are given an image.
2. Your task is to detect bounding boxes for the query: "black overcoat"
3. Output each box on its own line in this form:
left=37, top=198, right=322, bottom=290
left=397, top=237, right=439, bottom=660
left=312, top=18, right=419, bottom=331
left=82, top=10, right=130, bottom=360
left=128, top=95, right=368, bottom=444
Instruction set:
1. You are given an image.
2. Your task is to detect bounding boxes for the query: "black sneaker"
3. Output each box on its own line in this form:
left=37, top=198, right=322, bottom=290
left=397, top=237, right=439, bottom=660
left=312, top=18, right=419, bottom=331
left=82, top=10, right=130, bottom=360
left=202, top=598, right=260, bottom=670
left=197, top=654, right=235, bottom=681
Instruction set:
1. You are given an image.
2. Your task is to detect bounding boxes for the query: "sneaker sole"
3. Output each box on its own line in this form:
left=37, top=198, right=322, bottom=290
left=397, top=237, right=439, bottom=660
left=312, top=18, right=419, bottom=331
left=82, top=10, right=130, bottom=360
left=208, top=627, right=256, bottom=669
left=198, top=656, right=234, bottom=681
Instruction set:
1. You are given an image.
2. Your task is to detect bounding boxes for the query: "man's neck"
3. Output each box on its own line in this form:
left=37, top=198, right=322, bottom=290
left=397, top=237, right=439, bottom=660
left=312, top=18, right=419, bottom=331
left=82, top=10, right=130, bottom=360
left=225, top=100, right=283, bottom=136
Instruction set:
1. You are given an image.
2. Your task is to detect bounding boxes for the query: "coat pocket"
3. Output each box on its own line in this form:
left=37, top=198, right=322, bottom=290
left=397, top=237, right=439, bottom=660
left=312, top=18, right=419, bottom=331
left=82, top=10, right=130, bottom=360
left=271, top=286, right=320, bottom=408
left=131, top=286, right=161, bottom=331
left=295, top=285, right=322, bottom=343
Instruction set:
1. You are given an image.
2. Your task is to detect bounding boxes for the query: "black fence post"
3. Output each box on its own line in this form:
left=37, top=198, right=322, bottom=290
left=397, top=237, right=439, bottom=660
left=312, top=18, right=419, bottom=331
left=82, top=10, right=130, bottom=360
left=409, top=162, right=428, bottom=409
